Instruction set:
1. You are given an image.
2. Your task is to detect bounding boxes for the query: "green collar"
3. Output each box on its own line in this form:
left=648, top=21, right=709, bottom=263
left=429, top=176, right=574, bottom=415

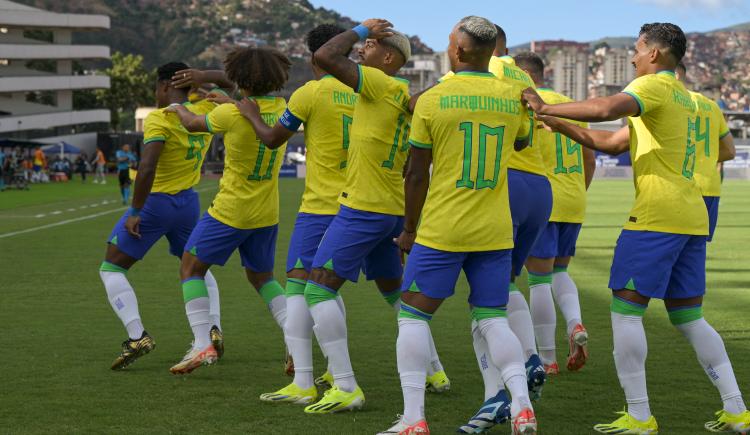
left=455, top=71, right=494, bottom=78
left=657, top=70, right=676, bottom=77
left=537, top=87, right=553, bottom=91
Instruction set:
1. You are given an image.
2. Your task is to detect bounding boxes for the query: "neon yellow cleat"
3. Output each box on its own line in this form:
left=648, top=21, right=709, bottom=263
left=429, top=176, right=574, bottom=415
left=594, top=410, right=659, bottom=434
left=426, top=370, right=451, bottom=393
left=315, top=371, right=334, bottom=388
left=705, top=409, right=750, bottom=433
left=259, top=382, right=318, bottom=405
left=304, top=385, right=365, bottom=414
left=110, top=331, right=155, bottom=370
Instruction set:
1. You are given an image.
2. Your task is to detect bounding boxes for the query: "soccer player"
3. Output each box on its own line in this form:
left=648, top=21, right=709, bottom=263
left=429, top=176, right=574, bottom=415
left=166, top=47, right=291, bottom=375
left=382, top=16, right=536, bottom=435
left=515, top=52, right=595, bottom=375
left=230, top=24, right=353, bottom=405
left=524, top=23, right=750, bottom=434
left=115, top=144, right=137, bottom=204
left=675, top=62, right=736, bottom=242
left=296, top=18, right=448, bottom=414
left=100, top=62, right=221, bottom=370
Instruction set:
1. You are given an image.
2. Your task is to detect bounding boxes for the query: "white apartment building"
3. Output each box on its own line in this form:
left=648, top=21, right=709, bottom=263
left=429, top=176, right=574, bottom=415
left=551, top=48, right=589, bottom=101
left=0, top=0, right=110, bottom=148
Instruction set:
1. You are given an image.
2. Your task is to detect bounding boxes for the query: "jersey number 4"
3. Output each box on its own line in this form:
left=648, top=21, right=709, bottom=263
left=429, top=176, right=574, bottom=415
left=682, top=116, right=710, bottom=179
left=456, top=122, right=505, bottom=190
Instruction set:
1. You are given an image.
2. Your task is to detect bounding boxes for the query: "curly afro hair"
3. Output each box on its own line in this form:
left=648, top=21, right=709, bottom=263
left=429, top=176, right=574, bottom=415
left=306, top=24, right=346, bottom=54
left=223, top=47, right=291, bottom=96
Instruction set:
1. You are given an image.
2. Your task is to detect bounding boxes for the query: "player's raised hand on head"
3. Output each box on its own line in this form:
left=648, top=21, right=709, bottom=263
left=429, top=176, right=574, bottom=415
left=235, top=98, right=260, bottom=119
left=171, top=69, right=206, bottom=89
left=522, top=87, right=546, bottom=113
left=362, top=19, right=394, bottom=40
left=206, top=92, right=234, bottom=105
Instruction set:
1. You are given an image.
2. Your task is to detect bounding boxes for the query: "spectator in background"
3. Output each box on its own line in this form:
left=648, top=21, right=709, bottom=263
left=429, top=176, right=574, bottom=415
left=116, top=144, right=137, bottom=204
left=75, top=153, right=89, bottom=183
left=62, top=156, right=73, bottom=180
left=32, top=146, right=47, bottom=183
left=92, top=146, right=107, bottom=184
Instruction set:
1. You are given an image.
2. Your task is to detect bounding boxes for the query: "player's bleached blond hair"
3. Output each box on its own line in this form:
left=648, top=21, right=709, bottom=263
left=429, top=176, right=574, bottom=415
left=457, top=15, right=497, bottom=45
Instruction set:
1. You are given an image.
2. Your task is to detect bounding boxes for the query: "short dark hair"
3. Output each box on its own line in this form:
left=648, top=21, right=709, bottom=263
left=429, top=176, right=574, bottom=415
left=494, top=24, right=507, bottom=46
left=639, top=22, right=686, bottom=63
left=223, top=47, right=291, bottom=95
left=514, top=52, right=545, bottom=78
left=157, top=62, right=190, bottom=82
left=306, top=24, right=345, bottom=53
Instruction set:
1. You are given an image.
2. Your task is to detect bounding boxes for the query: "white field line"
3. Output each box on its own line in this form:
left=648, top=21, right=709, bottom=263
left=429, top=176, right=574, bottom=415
left=0, top=186, right=217, bottom=239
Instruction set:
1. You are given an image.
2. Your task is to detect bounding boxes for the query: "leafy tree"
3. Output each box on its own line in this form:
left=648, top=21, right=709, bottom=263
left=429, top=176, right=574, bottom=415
left=95, top=52, right=154, bottom=130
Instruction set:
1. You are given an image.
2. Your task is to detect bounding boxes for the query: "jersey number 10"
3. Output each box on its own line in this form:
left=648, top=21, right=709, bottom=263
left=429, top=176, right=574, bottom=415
left=456, top=122, right=505, bottom=190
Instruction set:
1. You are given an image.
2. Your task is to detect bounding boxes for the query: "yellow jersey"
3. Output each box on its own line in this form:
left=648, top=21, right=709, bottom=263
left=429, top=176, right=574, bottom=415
left=339, top=65, right=411, bottom=215
left=409, top=71, right=530, bottom=252
left=286, top=76, right=357, bottom=215
left=143, top=100, right=215, bottom=195
left=622, top=71, right=707, bottom=235
left=205, top=97, right=287, bottom=229
left=536, top=88, right=589, bottom=223
left=690, top=91, right=730, bottom=197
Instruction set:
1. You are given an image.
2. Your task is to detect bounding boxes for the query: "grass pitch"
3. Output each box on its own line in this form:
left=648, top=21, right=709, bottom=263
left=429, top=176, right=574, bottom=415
left=1, top=177, right=748, bottom=434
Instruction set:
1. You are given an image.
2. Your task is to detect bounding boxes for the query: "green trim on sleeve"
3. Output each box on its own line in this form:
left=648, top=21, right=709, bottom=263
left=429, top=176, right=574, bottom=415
left=409, top=139, right=432, bottom=149
left=719, top=130, right=731, bottom=139
left=355, top=64, right=364, bottom=94
left=622, top=91, right=644, bottom=117
left=204, top=114, right=214, bottom=133
left=143, top=136, right=166, bottom=145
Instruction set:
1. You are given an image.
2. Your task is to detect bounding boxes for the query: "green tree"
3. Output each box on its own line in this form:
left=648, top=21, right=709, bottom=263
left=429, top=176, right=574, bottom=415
left=95, top=52, right=154, bottom=130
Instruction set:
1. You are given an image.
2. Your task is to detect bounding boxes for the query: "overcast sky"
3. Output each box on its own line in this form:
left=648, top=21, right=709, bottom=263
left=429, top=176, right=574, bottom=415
left=310, top=0, right=749, bottom=49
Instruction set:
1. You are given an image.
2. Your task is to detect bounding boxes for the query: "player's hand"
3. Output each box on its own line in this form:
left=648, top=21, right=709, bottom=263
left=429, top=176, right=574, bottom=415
left=207, top=92, right=234, bottom=105
left=522, top=87, right=546, bottom=114
left=163, top=104, right=180, bottom=113
left=125, top=215, right=141, bottom=239
left=362, top=19, right=394, bottom=40
left=393, top=230, right=416, bottom=263
left=235, top=98, right=260, bottom=120
left=171, top=69, right=205, bottom=89
left=535, top=113, right=560, bottom=133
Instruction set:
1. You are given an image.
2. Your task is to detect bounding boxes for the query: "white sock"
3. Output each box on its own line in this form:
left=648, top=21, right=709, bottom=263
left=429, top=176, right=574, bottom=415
left=310, top=299, right=357, bottom=392
left=204, top=270, right=221, bottom=330
left=397, top=318, right=428, bottom=425
left=268, top=294, right=287, bottom=331
left=507, top=288, right=538, bottom=359
left=326, top=295, right=346, bottom=375
left=100, top=270, right=144, bottom=340
left=286, top=295, right=314, bottom=389
left=530, top=283, right=557, bottom=365
left=675, top=317, right=747, bottom=414
left=471, top=320, right=504, bottom=401
left=186, top=296, right=211, bottom=349
left=552, top=270, right=582, bottom=335
left=478, top=317, right=532, bottom=417
left=389, top=296, right=443, bottom=376
left=612, top=311, right=650, bottom=422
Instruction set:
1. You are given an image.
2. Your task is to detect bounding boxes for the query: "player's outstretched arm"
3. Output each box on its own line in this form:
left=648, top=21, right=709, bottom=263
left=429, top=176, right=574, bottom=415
left=165, top=104, right=208, bottom=132
left=125, top=140, right=164, bottom=238
left=235, top=99, right=293, bottom=149
left=539, top=115, right=630, bottom=156
left=395, top=147, right=432, bottom=255
left=583, top=147, right=596, bottom=189
left=524, top=88, right=640, bottom=123
left=313, top=19, right=394, bottom=90
left=718, top=132, right=735, bottom=163
left=171, top=69, right=235, bottom=94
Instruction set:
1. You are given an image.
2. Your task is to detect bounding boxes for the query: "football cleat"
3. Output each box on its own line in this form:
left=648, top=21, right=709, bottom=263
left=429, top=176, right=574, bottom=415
left=594, top=410, right=659, bottom=434
left=545, top=362, right=560, bottom=375
left=567, top=323, right=589, bottom=371
left=210, top=325, right=224, bottom=359
left=378, top=416, right=430, bottom=435
left=512, top=408, right=537, bottom=435
left=303, top=385, right=365, bottom=414
left=525, top=354, right=546, bottom=401
left=110, top=331, right=155, bottom=370
left=457, top=389, right=511, bottom=433
left=705, top=409, right=750, bottom=433
left=315, top=370, right=334, bottom=388
left=426, top=370, right=451, bottom=393
left=169, top=344, right=218, bottom=374
left=259, top=382, right=318, bottom=405
left=285, top=350, right=294, bottom=376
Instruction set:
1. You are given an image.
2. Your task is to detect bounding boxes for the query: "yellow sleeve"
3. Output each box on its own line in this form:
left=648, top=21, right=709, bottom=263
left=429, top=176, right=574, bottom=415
left=408, top=92, right=434, bottom=149
left=622, top=75, right=664, bottom=116
left=205, top=103, right=236, bottom=134
left=192, top=99, right=218, bottom=116
left=712, top=101, right=730, bottom=138
left=517, top=103, right=531, bottom=140
left=356, top=65, right=391, bottom=101
left=287, top=82, right=315, bottom=122
left=143, top=111, right=168, bottom=144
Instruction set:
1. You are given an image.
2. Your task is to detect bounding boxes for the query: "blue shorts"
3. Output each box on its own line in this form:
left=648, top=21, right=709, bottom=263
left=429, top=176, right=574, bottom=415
left=402, top=243, right=512, bottom=307
left=703, top=196, right=720, bottom=242
left=609, top=229, right=706, bottom=300
left=312, top=205, right=403, bottom=282
left=108, top=188, right=199, bottom=260
left=508, top=169, right=553, bottom=276
left=529, top=222, right=582, bottom=259
left=286, top=212, right=335, bottom=272
left=185, top=213, right=278, bottom=272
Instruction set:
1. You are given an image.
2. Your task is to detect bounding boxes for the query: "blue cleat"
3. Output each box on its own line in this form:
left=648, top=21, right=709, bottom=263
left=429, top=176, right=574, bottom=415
left=526, top=354, right=546, bottom=401
left=457, top=389, right=512, bottom=433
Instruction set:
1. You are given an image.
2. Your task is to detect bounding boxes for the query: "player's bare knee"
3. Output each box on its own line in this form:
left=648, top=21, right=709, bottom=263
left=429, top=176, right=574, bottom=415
left=245, top=270, right=274, bottom=290
left=309, top=267, right=343, bottom=290
left=525, top=256, right=555, bottom=274
left=612, top=288, right=651, bottom=306
left=287, top=268, right=308, bottom=281
left=375, top=277, right=401, bottom=294
left=664, top=296, right=703, bottom=310
left=401, top=291, right=442, bottom=315
left=104, top=244, right=137, bottom=270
